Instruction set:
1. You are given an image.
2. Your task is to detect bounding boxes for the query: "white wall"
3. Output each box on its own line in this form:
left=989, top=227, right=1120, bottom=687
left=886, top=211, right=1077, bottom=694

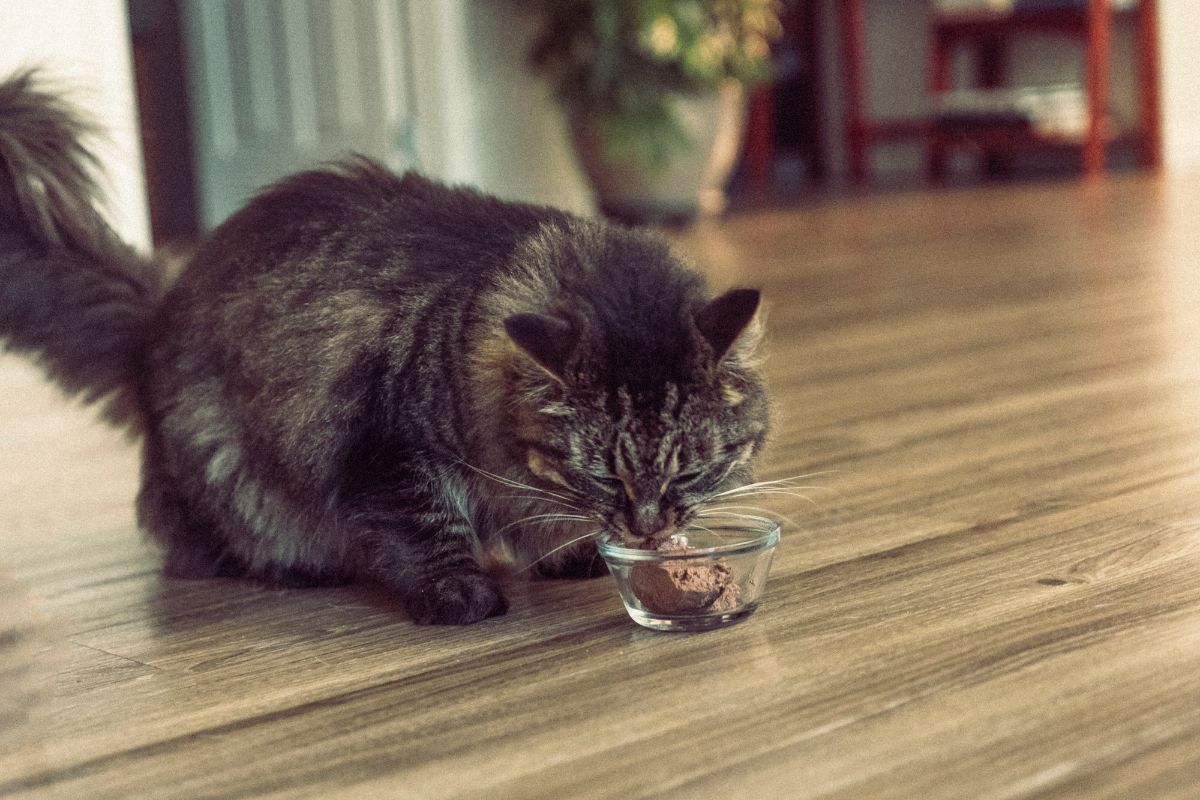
left=458, top=0, right=593, bottom=215
left=417, top=0, right=592, bottom=214
left=0, top=0, right=151, bottom=250
left=1157, top=0, right=1200, bottom=171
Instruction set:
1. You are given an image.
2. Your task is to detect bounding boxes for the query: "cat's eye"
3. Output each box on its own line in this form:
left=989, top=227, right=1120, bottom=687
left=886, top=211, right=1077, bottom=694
left=591, top=474, right=625, bottom=491
left=723, top=438, right=756, bottom=456
left=663, top=470, right=707, bottom=495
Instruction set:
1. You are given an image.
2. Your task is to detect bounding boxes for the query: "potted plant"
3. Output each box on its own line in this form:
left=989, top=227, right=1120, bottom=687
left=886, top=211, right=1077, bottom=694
left=527, top=0, right=782, bottom=223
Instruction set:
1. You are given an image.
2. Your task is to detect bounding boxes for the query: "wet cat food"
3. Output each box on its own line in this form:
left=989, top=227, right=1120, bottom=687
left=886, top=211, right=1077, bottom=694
left=628, top=543, right=742, bottom=615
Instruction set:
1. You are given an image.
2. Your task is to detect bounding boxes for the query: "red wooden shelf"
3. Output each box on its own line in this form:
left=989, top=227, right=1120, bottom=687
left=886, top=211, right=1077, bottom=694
left=932, top=5, right=1136, bottom=34
left=933, top=122, right=1142, bottom=150
left=836, top=0, right=1161, bottom=185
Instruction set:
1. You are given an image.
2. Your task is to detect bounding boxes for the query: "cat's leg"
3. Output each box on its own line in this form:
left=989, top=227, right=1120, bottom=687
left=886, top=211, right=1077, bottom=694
left=532, top=538, right=609, bottom=580
left=139, top=445, right=351, bottom=588
left=136, top=451, right=243, bottom=579
left=347, top=465, right=507, bottom=625
left=361, top=510, right=508, bottom=624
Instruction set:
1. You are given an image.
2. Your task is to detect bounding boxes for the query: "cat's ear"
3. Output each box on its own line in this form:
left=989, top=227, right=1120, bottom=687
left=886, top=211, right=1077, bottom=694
left=695, top=288, right=761, bottom=363
left=504, top=313, right=576, bottom=379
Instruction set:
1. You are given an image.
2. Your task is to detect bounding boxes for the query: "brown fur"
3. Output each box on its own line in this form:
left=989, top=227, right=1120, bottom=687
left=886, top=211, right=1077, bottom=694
left=0, top=72, right=771, bottom=624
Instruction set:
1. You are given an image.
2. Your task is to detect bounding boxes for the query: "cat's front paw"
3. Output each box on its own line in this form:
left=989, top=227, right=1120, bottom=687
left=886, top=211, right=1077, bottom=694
left=405, top=571, right=508, bottom=625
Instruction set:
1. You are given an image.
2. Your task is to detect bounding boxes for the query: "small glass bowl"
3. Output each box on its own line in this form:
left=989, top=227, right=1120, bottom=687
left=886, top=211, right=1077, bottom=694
left=596, top=514, right=780, bottom=632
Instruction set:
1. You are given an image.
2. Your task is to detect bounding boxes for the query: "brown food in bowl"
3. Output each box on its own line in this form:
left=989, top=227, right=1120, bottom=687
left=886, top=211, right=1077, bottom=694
left=628, top=542, right=741, bottom=615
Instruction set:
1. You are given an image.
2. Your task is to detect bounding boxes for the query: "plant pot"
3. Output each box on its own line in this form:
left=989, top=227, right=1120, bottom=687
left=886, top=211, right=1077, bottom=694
left=567, top=82, right=747, bottom=225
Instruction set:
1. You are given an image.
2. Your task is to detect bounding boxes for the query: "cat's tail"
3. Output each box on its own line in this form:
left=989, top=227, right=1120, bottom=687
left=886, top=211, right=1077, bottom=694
left=0, top=70, right=162, bottom=432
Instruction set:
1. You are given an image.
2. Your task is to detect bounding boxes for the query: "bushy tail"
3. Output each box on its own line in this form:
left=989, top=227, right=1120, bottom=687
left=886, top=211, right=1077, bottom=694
left=0, top=70, right=162, bottom=431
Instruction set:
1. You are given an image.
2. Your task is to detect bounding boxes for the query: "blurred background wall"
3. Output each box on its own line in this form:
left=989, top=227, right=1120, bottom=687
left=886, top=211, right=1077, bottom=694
left=2, top=0, right=1199, bottom=246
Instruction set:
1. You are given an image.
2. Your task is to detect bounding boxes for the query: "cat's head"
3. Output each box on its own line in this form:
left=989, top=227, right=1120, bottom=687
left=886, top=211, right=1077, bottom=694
left=497, top=227, right=771, bottom=544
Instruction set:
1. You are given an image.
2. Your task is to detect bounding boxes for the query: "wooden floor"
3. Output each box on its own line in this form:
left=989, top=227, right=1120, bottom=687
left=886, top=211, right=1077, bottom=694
left=3, top=174, right=1200, bottom=799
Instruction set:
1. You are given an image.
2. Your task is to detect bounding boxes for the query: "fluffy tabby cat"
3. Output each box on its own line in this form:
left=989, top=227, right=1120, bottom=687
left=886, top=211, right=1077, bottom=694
left=0, top=73, right=770, bottom=624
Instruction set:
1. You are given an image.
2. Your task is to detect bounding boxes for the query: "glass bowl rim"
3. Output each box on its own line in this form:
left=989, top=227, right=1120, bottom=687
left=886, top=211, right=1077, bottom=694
left=595, top=514, right=780, bottom=562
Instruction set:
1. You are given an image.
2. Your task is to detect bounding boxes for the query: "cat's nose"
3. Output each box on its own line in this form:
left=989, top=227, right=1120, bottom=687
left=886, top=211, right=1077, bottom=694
left=626, top=502, right=675, bottom=539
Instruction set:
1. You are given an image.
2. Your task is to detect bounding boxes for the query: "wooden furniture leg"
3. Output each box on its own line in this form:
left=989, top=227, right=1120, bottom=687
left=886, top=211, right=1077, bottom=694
left=742, top=84, right=775, bottom=193
left=928, top=26, right=952, bottom=183
left=1135, top=0, right=1162, bottom=169
left=804, top=0, right=828, bottom=184
left=1083, top=0, right=1112, bottom=177
left=838, top=0, right=868, bottom=186
left=978, top=34, right=1014, bottom=177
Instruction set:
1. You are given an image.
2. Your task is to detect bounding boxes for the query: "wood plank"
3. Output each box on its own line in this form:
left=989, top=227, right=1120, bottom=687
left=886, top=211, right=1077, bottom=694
left=2, top=174, right=1199, bottom=797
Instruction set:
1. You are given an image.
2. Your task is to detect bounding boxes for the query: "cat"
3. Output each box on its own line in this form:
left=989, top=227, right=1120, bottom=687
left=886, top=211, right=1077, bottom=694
left=0, top=72, right=771, bottom=624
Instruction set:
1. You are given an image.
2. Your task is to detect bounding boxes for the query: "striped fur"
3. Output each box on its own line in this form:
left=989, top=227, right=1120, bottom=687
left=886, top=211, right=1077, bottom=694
left=0, top=71, right=163, bottom=430
left=0, top=73, right=770, bottom=624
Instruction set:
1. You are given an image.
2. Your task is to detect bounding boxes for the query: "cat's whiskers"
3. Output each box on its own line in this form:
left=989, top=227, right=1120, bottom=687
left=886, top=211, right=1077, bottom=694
left=698, top=502, right=800, bottom=527
left=701, top=472, right=842, bottom=520
left=714, top=484, right=827, bottom=496
left=719, top=484, right=834, bottom=495
left=707, top=478, right=835, bottom=501
left=770, top=470, right=847, bottom=481
left=497, top=493, right=582, bottom=511
left=493, top=512, right=592, bottom=538
left=711, top=488, right=822, bottom=507
left=456, top=459, right=578, bottom=505
left=518, top=529, right=603, bottom=573
left=679, top=521, right=743, bottom=542
left=699, top=509, right=790, bottom=528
